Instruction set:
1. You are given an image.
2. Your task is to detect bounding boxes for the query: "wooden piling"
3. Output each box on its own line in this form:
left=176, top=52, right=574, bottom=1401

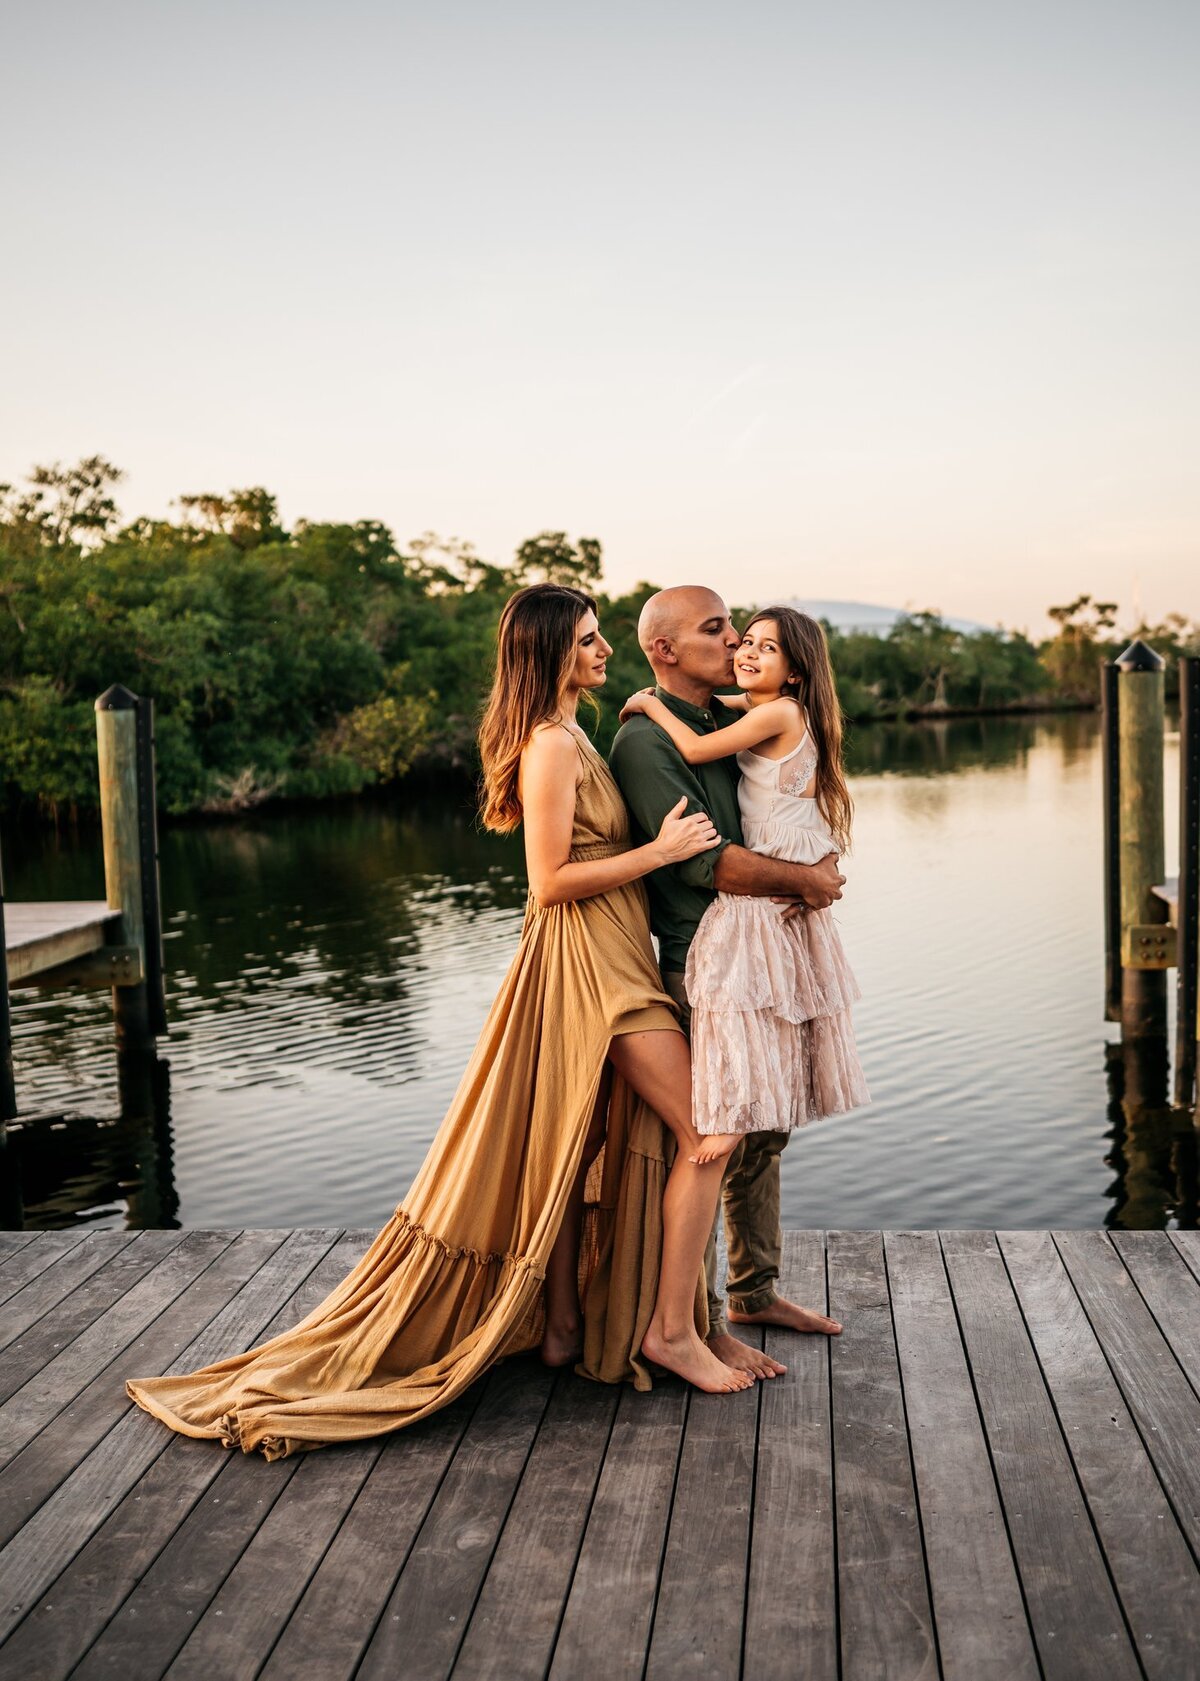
left=95, top=685, right=166, bottom=1055
left=1116, top=640, right=1169, bottom=1039
left=1100, top=661, right=1122, bottom=1022
left=1176, top=655, right=1200, bottom=1107
left=0, top=841, right=16, bottom=1124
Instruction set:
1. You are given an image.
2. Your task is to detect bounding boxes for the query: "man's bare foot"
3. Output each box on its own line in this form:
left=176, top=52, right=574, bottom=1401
left=688, top=1132, right=742, bottom=1165
left=728, top=1296, right=843, bottom=1335
left=707, top=1330, right=786, bottom=1379
left=641, top=1322, right=754, bottom=1393
left=540, top=1319, right=584, bottom=1367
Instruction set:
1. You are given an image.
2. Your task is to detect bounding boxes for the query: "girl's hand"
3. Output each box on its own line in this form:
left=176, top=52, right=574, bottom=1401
left=653, top=796, right=720, bottom=865
left=619, top=688, right=656, bottom=723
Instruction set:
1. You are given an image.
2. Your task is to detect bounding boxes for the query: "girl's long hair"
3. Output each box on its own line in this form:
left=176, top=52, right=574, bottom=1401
left=745, top=606, right=854, bottom=850
left=479, top=583, right=598, bottom=833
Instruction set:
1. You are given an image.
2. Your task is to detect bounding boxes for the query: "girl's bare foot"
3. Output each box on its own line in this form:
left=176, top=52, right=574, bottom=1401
left=688, top=1132, right=742, bottom=1165
left=728, top=1297, right=842, bottom=1335
left=540, top=1318, right=584, bottom=1367
left=641, top=1322, right=755, bottom=1393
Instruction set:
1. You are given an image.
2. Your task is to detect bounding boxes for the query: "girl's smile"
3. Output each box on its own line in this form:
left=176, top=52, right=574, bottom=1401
left=736, top=620, right=798, bottom=695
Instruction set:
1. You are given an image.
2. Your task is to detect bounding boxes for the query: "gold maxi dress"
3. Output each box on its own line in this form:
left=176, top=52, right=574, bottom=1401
left=126, top=731, right=696, bottom=1460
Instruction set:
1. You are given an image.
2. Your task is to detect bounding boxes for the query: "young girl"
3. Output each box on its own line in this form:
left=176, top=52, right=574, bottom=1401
left=621, top=606, right=870, bottom=1164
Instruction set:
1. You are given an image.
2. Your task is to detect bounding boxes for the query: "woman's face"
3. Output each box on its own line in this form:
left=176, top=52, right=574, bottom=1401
left=735, top=619, right=799, bottom=695
left=569, top=609, right=613, bottom=692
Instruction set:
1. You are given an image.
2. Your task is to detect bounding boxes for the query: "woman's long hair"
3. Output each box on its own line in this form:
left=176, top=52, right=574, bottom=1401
left=745, top=606, right=854, bottom=850
left=479, top=583, right=598, bottom=833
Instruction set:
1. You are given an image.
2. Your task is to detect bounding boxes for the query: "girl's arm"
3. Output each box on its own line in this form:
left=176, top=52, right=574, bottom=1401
left=520, top=728, right=719, bottom=907
left=622, top=693, right=801, bottom=765
left=714, top=692, right=750, bottom=712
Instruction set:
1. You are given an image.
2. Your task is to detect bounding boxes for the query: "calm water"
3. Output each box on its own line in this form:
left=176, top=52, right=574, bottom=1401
left=3, top=712, right=1195, bottom=1231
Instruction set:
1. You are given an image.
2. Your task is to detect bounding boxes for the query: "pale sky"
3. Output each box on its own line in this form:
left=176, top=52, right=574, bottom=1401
left=4, top=0, right=1198, bottom=634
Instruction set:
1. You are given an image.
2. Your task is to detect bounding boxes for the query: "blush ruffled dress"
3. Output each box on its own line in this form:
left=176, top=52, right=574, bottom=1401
left=685, top=729, right=870, bottom=1134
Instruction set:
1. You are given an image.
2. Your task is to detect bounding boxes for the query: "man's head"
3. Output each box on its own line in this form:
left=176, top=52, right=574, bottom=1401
left=636, top=586, right=740, bottom=702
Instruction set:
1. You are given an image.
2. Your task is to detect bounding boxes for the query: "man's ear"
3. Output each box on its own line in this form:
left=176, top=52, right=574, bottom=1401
left=650, top=638, right=678, bottom=667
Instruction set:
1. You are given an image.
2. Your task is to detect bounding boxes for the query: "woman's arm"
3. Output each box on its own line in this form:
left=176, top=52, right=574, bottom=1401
left=621, top=694, right=801, bottom=765
left=520, top=728, right=718, bottom=907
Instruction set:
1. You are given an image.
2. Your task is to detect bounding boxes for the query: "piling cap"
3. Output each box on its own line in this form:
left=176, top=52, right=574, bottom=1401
left=95, top=683, right=139, bottom=711
left=1115, top=638, right=1164, bottom=673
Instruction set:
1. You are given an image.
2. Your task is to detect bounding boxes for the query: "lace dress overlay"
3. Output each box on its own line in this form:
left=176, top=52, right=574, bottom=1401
left=685, top=729, right=871, bottom=1134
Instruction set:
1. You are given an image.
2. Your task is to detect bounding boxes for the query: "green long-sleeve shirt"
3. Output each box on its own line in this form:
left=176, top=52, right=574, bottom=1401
left=608, top=688, right=744, bottom=974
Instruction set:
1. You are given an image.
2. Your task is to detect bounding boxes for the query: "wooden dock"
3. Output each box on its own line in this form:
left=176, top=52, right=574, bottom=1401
left=1, top=1228, right=1199, bottom=1679
left=3, top=901, right=121, bottom=984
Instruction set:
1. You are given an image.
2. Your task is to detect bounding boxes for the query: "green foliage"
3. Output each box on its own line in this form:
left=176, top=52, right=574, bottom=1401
left=820, top=612, right=1050, bottom=718
left=1, top=457, right=1188, bottom=818
left=1039, top=594, right=1120, bottom=701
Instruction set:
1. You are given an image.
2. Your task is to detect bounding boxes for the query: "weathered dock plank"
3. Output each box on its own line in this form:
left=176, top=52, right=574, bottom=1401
left=1054, top=1230, right=1200, bottom=1560
left=828, top=1230, right=937, bottom=1681
left=3, top=902, right=116, bottom=983
left=0, top=1229, right=341, bottom=1645
left=886, top=1230, right=1037, bottom=1681
left=742, top=1230, right=837, bottom=1681
left=0, top=1231, right=40, bottom=1270
left=454, top=1373, right=619, bottom=1681
left=0, top=1231, right=253, bottom=1546
left=550, top=1374, right=689, bottom=1679
left=0, top=1231, right=137, bottom=1359
left=1000, top=1229, right=1200, bottom=1679
left=356, top=1356, right=556, bottom=1681
left=645, top=1340, right=758, bottom=1680
left=0, top=1231, right=181, bottom=1405
left=70, top=1232, right=378, bottom=1681
left=258, top=1391, right=481, bottom=1681
left=0, top=1228, right=1194, bottom=1681
left=941, top=1230, right=1140, bottom=1681
left=0, top=1229, right=87, bottom=1311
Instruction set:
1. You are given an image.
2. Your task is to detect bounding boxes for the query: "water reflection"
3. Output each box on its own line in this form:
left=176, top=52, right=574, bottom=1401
left=842, top=710, right=1095, bottom=778
left=2, top=713, right=1198, bottom=1231
left=1103, top=1037, right=1198, bottom=1230
left=5, top=1053, right=178, bottom=1230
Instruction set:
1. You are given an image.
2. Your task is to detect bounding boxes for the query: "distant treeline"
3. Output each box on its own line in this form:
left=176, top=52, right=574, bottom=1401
left=1, top=458, right=1196, bottom=818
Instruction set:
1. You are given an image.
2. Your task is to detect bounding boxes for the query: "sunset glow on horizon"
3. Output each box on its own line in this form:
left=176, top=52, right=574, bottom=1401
left=4, top=0, right=1197, bottom=637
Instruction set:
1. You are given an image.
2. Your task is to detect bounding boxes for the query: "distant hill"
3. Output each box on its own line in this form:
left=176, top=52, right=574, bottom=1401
left=765, top=598, right=992, bottom=638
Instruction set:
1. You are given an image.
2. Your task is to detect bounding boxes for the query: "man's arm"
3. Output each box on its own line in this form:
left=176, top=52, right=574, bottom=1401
left=610, top=723, right=731, bottom=888
left=610, top=720, right=845, bottom=909
left=713, top=844, right=845, bottom=910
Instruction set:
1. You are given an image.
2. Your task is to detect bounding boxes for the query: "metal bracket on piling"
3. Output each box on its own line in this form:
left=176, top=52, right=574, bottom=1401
left=1123, top=925, right=1177, bottom=970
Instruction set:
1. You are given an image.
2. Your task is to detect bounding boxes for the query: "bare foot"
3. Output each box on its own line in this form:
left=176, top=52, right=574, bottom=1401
left=688, top=1132, right=742, bottom=1166
left=728, top=1296, right=843, bottom=1335
left=641, top=1322, right=755, bottom=1393
left=540, top=1319, right=583, bottom=1368
left=707, top=1330, right=787, bottom=1379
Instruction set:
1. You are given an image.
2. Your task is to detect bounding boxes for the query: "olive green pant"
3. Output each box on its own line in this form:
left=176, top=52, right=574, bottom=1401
left=663, top=971, right=789, bottom=1331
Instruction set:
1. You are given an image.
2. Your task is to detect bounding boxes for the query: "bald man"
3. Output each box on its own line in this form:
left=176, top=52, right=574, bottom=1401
left=609, top=586, right=844, bottom=1377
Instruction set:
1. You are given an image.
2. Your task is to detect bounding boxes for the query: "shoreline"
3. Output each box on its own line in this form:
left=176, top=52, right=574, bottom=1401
left=2, top=700, right=1099, bottom=832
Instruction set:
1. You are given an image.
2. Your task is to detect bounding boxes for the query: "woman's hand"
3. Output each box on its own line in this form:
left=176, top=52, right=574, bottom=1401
left=619, top=687, right=656, bottom=723
left=652, top=796, right=720, bottom=865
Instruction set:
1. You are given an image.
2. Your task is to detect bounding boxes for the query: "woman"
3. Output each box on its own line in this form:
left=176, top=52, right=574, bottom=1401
left=126, top=584, right=749, bottom=1461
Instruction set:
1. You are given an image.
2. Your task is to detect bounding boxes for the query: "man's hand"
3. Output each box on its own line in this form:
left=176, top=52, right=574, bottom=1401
left=770, top=851, right=845, bottom=917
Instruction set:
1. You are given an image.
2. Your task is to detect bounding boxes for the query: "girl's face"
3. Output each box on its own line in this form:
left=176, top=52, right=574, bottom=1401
left=735, top=619, right=800, bottom=696
left=569, top=609, right=613, bottom=692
